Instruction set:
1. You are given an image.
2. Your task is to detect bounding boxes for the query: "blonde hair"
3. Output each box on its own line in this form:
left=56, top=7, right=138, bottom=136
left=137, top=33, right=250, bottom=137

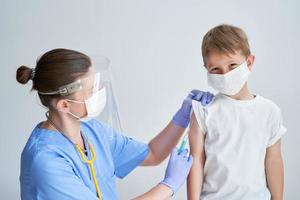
left=202, top=24, right=251, bottom=64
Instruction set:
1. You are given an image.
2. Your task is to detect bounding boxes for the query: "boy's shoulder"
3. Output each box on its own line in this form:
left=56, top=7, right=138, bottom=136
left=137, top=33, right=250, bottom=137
left=253, top=95, right=282, bottom=112
left=210, top=93, right=281, bottom=112
left=192, top=93, right=282, bottom=114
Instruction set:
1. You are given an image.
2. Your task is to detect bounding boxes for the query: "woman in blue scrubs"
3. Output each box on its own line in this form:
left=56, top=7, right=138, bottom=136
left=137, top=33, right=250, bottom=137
left=16, top=48, right=214, bottom=200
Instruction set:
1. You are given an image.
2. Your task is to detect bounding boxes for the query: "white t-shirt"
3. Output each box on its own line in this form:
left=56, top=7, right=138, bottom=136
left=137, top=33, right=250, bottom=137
left=192, top=93, right=287, bottom=200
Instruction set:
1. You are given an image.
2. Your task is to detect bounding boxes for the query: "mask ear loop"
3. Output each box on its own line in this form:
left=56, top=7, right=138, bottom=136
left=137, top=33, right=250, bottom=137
left=66, top=110, right=82, bottom=121
left=35, top=92, right=82, bottom=120
left=65, top=99, right=89, bottom=120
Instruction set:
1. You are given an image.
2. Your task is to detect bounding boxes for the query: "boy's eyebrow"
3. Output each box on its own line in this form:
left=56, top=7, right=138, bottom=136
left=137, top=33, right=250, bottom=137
left=224, top=59, right=240, bottom=64
left=207, top=59, right=240, bottom=68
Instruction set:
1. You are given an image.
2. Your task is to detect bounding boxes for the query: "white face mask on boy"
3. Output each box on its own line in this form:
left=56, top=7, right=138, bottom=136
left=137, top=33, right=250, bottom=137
left=207, top=61, right=250, bottom=95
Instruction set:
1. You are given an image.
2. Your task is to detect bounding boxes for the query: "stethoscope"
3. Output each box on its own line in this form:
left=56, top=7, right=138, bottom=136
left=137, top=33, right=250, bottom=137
left=45, top=111, right=103, bottom=200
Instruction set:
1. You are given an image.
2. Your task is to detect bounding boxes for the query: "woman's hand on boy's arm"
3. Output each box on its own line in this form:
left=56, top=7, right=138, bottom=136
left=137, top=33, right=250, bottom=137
left=265, top=139, right=284, bottom=200
left=187, top=113, right=206, bottom=200
left=142, top=90, right=213, bottom=166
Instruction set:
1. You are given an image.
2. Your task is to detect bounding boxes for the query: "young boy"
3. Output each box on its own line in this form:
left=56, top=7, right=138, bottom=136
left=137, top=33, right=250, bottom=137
left=187, top=24, right=286, bottom=200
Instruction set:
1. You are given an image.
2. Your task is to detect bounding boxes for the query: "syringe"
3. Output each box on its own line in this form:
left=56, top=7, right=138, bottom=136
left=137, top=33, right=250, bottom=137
left=177, top=134, right=188, bottom=154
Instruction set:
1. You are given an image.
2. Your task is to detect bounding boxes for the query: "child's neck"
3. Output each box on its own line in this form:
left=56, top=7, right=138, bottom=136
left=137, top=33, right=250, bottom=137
left=227, top=83, right=255, bottom=100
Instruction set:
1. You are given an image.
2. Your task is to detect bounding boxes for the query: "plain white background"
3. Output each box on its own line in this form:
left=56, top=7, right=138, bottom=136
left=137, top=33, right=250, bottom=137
left=1, top=0, right=299, bottom=199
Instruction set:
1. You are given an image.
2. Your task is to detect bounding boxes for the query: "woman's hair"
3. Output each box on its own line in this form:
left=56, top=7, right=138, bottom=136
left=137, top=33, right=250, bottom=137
left=16, top=48, right=91, bottom=108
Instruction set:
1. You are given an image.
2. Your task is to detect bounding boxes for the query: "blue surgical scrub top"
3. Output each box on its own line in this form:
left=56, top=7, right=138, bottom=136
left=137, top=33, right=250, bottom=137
left=20, top=119, right=149, bottom=200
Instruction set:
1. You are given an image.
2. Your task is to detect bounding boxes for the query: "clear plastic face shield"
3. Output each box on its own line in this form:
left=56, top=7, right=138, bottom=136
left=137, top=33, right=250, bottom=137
left=91, top=56, right=123, bottom=133
left=38, top=55, right=123, bottom=133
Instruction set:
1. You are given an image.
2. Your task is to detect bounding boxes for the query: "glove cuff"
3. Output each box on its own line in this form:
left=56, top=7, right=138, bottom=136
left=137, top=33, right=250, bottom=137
left=172, top=109, right=190, bottom=128
left=159, top=181, right=175, bottom=196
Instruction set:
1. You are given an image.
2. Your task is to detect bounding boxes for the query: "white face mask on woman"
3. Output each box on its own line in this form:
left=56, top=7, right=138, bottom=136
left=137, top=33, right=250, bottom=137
left=207, top=61, right=250, bottom=95
left=66, top=87, right=107, bottom=121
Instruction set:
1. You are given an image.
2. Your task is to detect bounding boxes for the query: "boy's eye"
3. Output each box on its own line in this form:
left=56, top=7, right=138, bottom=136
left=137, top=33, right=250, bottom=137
left=229, top=63, right=238, bottom=69
left=210, top=68, right=218, bottom=72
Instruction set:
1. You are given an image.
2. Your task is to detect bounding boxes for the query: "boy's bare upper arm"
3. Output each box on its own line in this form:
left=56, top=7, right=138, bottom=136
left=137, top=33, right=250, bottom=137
left=266, top=139, right=282, bottom=162
left=189, top=112, right=205, bottom=158
left=187, top=112, right=206, bottom=200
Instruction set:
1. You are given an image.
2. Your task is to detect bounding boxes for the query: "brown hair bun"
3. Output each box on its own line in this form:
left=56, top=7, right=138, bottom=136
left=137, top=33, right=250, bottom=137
left=16, top=66, right=33, bottom=84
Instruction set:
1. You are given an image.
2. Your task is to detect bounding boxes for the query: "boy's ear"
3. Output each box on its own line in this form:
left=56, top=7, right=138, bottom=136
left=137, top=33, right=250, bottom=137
left=247, top=55, right=255, bottom=71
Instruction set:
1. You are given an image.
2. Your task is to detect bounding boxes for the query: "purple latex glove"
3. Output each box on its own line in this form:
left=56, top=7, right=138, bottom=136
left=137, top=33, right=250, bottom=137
left=172, top=90, right=214, bottom=128
left=160, top=148, right=193, bottom=195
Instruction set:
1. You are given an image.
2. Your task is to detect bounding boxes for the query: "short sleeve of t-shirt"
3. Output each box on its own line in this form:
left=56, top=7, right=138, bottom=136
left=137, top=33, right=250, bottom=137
left=192, top=100, right=207, bottom=134
left=267, top=105, right=287, bottom=147
left=91, top=120, right=149, bottom=179
left=109, top=130, right=149, bottom=178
